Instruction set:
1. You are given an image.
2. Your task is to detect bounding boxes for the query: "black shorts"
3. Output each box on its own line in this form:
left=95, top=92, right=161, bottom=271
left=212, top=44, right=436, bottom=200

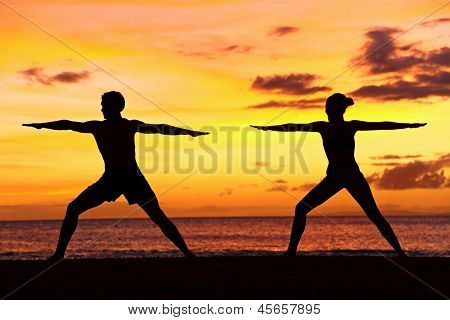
left=85, top=173, right=157, bottom=205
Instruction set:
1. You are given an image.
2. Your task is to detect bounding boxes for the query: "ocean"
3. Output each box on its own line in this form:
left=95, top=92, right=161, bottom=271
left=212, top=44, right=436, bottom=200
left=0, top=216, right=448, bottom=259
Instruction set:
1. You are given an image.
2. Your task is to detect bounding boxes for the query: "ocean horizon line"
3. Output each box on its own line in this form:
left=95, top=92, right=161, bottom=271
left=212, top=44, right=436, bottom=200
left=1, top=213, right=449, bottom=223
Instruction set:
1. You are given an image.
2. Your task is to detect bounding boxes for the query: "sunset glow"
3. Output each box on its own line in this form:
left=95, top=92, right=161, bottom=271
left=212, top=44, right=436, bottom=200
left=1, top=0, right=449, bottom=220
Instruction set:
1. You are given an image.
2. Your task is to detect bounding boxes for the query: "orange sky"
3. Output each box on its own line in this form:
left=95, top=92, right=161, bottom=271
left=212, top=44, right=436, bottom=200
left=0, top=0, right=449, bottom=220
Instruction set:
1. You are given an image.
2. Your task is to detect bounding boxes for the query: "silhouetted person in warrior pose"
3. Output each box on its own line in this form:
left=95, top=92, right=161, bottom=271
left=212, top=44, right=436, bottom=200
left=23, top=91, right=208, bottom=261
left=252, top=93, right=426, bottom=257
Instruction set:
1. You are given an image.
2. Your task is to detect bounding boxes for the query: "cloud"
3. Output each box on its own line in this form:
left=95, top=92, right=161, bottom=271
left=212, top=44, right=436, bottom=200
left=254, top=162, right=269, bottom=167
left=371, top=162, right=403, bottom=167
left=349, top=76, right=450, bottom=100
left=291, top=183, right=317, bottom=191
left=19, top=67, right=91, bottom=85
left=246, top=97, right=325, bottom=109
left=267, top=26, right=299, bottom=37
left=367, top=153, right=450, bottom=189
left=349, top=26, right=450, bottom=101
left=220, top=45, right=254, bottom=53
left=265, top=179, right=289, bottom=192
left=370, top=154, right=422, bottom=160
left=420, top=17, right=450, bottom=27
left=50, top=71, right=91, bottom=83
left=351, top=27, right=425, bottom=74
left=251, top=73, right=331, bottom=95
left=263, top=154, right=450, bottom=191
left=19, top=67, right=50, bottom=85
left=266, top=179, right=321, bottom=192
left=219, top=188, right=234, bottom=196
left=179, top=44, right=254, bottom=58
left=267, top=181, right=319, bottom=192
left=266, top=185, right=290, bottom=192
left=426, top=47, right=450, bottom=67
left=352, top=27, right=448, bottom=74
left=370, top=154, right=422, bottom=167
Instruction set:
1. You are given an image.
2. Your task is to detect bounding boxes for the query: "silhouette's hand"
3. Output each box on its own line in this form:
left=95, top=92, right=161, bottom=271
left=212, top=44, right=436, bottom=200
left=251, top=125, right=268, bottom=131
left=190, top=131, right=209, bottom=137
left=410, top=123, right=427, bottom=128
left=22, top=123, right=42, bottom=129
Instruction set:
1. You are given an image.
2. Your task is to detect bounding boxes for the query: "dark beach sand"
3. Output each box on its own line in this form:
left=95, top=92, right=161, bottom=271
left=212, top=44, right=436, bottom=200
left=0, top=256, right=448, bottom=299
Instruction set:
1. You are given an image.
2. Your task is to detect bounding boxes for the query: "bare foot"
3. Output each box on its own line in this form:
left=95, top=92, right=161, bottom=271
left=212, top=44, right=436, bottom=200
left=396, top=250, right=408, bottom=258
left=184, top=251, right=197, bottom=258
left=46, top=253, right=64, bottom=264
left=283, top=251, right=296, bottom=257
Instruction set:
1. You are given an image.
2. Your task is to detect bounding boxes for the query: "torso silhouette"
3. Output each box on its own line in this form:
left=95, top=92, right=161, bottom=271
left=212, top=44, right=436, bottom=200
left=319, top=121, right=359, bottom=175
left=91, top=118, right=139, bottom=175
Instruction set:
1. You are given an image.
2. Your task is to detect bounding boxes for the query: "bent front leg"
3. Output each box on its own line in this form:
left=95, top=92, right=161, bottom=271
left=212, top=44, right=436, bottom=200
left=287, top=176, right=343, bottom=256
left=51, top=189, right=104, bottom=261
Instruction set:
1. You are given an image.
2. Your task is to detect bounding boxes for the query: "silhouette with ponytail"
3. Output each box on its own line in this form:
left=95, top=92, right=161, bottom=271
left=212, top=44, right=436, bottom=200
left=252, top=93, right=426, bottom=256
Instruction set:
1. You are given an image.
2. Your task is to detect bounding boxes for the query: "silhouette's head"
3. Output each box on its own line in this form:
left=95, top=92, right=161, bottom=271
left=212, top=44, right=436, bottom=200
left=325, top=93, right=354, bottom=122
left=101, top=91, right=125, bottom=119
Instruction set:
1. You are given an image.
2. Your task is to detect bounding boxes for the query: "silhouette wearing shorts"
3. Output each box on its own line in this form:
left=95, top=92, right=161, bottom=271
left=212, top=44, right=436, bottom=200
left=23, top=91, right=208, bottom=261
left=252, top=93, right=426, bottom=256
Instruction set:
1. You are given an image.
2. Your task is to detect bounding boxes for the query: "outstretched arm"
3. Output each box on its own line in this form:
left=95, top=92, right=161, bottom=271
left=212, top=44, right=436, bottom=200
left=251, top=121, right=325, bottom=132
left=133, top=121, right=209, bottom=137
left=351, top=120, right=427, bottom=131
left=22, top=120, right=99, bottom=133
